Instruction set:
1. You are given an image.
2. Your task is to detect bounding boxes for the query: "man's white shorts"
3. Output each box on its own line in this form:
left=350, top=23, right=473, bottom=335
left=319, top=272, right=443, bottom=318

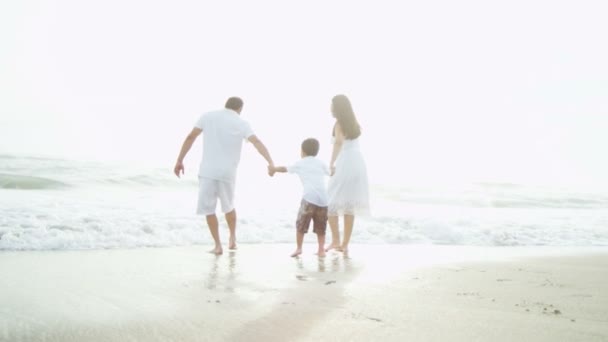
left=197, top=177, right=236, bottom=216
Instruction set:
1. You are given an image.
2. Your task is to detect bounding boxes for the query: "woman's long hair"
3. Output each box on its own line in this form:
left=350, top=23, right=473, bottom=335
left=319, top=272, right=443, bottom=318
left=332, top=94, right=361, bottom=139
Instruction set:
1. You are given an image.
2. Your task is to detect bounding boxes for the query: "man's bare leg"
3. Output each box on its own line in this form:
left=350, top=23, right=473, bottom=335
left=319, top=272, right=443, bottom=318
left=206, top=214, right=223, bottom=255
left=291, top=231, right=304, bottom=257
left=338, top=214, right=355, bottom=253
left=225, top=209, right=237, bottom=250
left=316, top=233, right=326, bottom=257
left=325, top=215, right=341, bottom=252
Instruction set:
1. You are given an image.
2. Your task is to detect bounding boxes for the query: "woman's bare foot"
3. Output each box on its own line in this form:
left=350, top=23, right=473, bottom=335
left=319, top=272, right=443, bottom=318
left=291, top=249, right=302, bottom=257
left=315, top=250, right=326, bottom=258
left=336, top=246, right=348, bottom=254
left=209, top=247, right=223, bottom=255
left=228, top=237, right=237, bottom=250
left=324, top=243, right=340, bottom=252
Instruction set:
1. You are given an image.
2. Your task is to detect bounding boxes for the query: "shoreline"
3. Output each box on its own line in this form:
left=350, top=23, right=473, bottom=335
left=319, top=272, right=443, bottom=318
left=1, top=244, right=607, bottom=341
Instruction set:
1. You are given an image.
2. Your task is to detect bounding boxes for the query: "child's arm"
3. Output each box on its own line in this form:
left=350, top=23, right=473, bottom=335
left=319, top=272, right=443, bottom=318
left=268, top=165, right=288, bottom=177
left=272, top=166, right=288, bottom=173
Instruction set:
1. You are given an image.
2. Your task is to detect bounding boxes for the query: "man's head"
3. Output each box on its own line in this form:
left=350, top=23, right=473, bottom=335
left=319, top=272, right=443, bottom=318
left=301, top=138, right=320, bottom=157
left=225, top=97, right=244, bottom=113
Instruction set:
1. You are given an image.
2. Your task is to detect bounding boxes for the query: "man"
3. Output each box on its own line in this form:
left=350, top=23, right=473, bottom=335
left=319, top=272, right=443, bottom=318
left=174, top=97, right=274, bottom=255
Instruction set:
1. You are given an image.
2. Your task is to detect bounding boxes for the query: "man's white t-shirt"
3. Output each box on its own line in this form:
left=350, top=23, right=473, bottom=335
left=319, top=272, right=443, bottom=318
left=194, top=109, right=255, bottom=183
left=287, top=157, right=330, bottom=207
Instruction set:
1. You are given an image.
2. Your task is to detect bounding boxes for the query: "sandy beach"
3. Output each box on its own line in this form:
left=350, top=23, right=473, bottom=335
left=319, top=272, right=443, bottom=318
left=1, top=244, right=607, bottom=342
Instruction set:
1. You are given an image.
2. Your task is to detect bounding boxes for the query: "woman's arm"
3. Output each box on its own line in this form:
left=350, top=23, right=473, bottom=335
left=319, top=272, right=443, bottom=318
left=329, top=123, right=345, bottom=175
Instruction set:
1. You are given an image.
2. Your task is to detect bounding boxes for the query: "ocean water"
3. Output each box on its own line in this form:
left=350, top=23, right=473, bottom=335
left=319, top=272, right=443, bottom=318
left=1, top=154, right=608, bottom=250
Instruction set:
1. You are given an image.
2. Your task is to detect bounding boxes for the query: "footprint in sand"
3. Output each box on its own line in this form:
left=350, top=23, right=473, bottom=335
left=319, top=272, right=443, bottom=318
left=366, top=317, right=383, bottom=322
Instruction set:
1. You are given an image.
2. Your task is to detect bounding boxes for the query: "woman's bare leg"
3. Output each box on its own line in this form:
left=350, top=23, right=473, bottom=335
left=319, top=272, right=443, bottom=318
left=325, top=215, right=341, bottom=251
left=339, top=214, right=355, bottom=253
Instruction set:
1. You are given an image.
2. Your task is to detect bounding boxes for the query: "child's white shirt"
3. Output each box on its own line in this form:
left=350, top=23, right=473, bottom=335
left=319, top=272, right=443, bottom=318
left=287, top=157, right=330, bottom=207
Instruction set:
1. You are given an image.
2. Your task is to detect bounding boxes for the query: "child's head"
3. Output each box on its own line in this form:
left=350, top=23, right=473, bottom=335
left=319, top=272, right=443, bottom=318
left=301, top=138, right=320, bottom=157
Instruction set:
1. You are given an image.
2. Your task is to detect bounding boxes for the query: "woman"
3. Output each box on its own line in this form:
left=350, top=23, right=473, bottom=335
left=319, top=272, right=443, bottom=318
left=326, top=94, right=370, bottom=254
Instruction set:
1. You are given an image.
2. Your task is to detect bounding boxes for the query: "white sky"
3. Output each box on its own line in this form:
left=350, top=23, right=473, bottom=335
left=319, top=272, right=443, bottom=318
left=1, top=0, right=607, bottom=187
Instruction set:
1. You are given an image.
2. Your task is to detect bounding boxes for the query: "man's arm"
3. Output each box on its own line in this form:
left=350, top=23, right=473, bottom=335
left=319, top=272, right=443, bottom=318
left=247, top=135, right=275, bottom=176
left=174, top=127, right=202, bottom=178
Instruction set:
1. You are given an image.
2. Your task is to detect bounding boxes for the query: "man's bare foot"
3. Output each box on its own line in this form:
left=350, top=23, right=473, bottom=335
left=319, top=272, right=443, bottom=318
left=324, top=244, right=340, bottom=252
left=291, top=249, right=302, bottom=257
left=228, top=237, right=237, bottom=250
left=315, top=251, right=326, bottom=258
left=209, top=247, right=223, bottom=255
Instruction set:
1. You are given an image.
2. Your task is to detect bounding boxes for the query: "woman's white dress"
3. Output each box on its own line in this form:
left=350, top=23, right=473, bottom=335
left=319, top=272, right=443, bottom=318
left=328, top=137, right=370, bottom=216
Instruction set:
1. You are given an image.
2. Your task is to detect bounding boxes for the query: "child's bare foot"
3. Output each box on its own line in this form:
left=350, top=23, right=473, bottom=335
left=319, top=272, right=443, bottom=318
left=291, top=249, right=302, bottom=257
left=324, top=243, right=340, bottom=252
left=337, top=246, right=349, bottom=255
left=228, top=237, right=237, bottom=250
left=209, top=247, right=223, bottom=255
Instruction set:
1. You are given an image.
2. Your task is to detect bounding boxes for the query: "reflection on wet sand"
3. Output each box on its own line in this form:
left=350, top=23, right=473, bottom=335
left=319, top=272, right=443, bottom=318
left=205, top=251, right=237, bottom=292
left=228, top=252, right=360, bottom=341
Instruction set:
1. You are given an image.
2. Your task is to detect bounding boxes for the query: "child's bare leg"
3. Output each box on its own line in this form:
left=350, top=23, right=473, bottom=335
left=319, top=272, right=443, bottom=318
left=206, top=214, right=223, bottom=255
left=225, top=209, right=237, bottom=250
left=338, top=214, right=355, bottom=253
left=325, top=215, right=340, bottom=251
left=316, top=233, right=326, bottom=257
left=291, top=231, right=304, bottom=257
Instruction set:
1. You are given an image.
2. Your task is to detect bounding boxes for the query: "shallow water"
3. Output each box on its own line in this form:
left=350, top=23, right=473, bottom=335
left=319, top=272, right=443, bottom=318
left=1, top=154, right=608, bottom=250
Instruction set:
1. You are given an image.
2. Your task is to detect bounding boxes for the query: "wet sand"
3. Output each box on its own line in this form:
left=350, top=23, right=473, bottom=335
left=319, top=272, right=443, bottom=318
left=1, top=244, right=607, bottom=341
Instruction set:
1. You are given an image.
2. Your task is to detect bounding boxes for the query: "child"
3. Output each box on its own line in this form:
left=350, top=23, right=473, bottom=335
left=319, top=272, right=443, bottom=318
left=270, top=138, right=330, bottom=257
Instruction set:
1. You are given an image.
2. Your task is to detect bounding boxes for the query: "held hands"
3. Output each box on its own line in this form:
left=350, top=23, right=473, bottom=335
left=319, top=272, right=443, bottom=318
left=174, top=161, right=185, bottom=178
left=268, top=165, right=276, bottom=177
